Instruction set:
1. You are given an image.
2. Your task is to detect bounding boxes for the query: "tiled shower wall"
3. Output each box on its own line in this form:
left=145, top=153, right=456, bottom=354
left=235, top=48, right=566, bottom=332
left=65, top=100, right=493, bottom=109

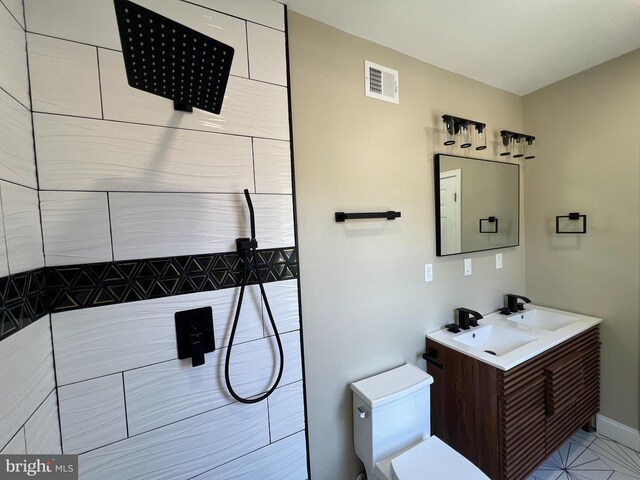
left=0, top=0, right=60, bottom=458
left=0, top=0, right=307, bottom=478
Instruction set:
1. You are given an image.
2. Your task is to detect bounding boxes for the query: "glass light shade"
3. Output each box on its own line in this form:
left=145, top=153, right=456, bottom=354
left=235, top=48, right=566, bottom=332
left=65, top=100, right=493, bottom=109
left=474, top=125, right=486, bottom=150
left=512, top=136, right=524, bottom=158
left=443, top=117, right=456, bottom=146
left=499, top=132, right=511, bottom=156
left=459, top=122, right=472, bottom=148
left=524, top=139, right=536, bottom=159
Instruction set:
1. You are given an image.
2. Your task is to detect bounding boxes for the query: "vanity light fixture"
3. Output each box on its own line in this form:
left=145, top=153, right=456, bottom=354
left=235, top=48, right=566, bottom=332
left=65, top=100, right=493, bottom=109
left=499, top=131, right=511, bottom=156
left=500, top=130, right=536, bottom=159
left=513, top=136, right=524, bottom=158
left=459, top=122, right=472, bottom=148
left=524, top=137, right=536, bottom=159
left=474, top=124, right=487, bottom=150
left=443, top=116, right=456, bottom=146
left=441, top=115, right=486, bottom=150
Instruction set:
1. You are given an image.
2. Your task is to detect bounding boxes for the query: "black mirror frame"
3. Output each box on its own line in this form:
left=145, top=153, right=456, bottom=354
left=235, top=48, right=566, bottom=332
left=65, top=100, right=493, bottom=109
left=434, top=153, right=520, bottom=256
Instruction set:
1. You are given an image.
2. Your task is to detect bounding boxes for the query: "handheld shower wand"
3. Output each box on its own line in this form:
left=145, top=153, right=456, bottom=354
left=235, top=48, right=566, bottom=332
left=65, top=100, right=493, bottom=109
left=225, top=189, right=284, bottom=403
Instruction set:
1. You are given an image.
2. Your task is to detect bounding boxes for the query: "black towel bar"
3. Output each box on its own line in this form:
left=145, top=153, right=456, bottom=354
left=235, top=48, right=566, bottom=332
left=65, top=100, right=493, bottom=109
left=556, top=212, right=587, bottom=234
left=335, top=211, right=401, bottom=222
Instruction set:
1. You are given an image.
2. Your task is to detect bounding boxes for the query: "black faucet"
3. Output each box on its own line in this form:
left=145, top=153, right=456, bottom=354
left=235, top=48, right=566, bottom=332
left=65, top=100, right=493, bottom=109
left=504, top=294, right=531, bottom=313
left=456, top=307, right=483, bottom=330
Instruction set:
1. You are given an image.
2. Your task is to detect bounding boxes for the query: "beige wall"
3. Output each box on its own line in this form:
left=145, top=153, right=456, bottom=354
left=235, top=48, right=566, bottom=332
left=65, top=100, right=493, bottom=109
left=523, top=50, right=640, bottom=431
left=288, top=13, right=525, bottom=480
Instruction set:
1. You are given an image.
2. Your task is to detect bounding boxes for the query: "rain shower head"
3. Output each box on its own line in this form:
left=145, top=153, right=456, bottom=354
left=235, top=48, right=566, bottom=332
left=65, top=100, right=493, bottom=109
left=113, top=0, right=235, bottom=114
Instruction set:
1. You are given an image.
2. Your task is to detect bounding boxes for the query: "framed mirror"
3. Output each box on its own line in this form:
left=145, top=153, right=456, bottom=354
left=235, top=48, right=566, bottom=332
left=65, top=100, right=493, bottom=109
left=434, top=154, right=519, bottom=256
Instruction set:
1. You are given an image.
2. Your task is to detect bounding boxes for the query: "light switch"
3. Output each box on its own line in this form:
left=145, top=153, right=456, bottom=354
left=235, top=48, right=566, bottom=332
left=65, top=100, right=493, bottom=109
left=464, top=258, right=472, bottom=276
left=496, top=253, right=503, bottom=269
left=425, top=264, right=433, bottom=283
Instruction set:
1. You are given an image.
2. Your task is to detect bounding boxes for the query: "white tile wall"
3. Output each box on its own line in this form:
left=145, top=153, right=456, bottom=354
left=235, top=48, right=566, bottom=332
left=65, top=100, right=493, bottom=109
left=0, top=3, right=29, bottom=108
left=245, top=326, right=299, bottom=382
left=24, top=390, right=61, bottom=454
left=211, top=285, right=263, bottom=348
left=194, top=431, right=307, bottom=480
left=16, top=0, right=304, bottom=477
left=247, top=22, right=287, bottom=86
left=124, top=353, right=228, bottom=437
left=99, top=48, right=290, bottom=140
left=58, top=374, right=127, bottom=454
left=35, top=114, right=254, bottom=193
left=27, top=34, right=102, bottom=118
left=24, top=0, right=121, bottom=50
left=79, top=402, right=269, bottom=480
left=110, top=191, right=243, bottom=260
left=208, top=74, right=292, bottom=139
left=0, top=184, right=9, bottom=278
left=52, top=287, right=264, bottom=385
left=1, top=0, right=25, bottom=28
left=252, top=193, right=296, bottom=247
left=0, top=88, right=37, bottom=188
left=1, top=182, right=44, bottom=274
left=0, top=318, right=56, bottom=450
left=275, top=330, right=303, bottom=387
left=134, top=0, right=249, bottom=78
left=263, top=279, right=300, bottom=336
left=40, top=191, right=112, bottom=266
left=25, top=0, right=250, bottom=77
left=254, top=138, right=292, bottom=194
left=124, top=330, right=301, bottom=436
left=187, top=0, right=285, bottom=31
left=268, top=380, right=305, bottom=442
left=109, top=192, right=294, bottom=260
left=0, top=429, right=26, bottom=454
left=52, top=300, right=180, bottom=386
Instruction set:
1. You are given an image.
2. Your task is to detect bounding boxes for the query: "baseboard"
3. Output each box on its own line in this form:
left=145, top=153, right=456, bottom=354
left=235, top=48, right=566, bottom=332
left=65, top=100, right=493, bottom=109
left=596, top=414, right=640, bottom=451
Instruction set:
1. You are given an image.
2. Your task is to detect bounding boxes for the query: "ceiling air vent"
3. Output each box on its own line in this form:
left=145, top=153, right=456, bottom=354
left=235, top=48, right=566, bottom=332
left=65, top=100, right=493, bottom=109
left=365, top=60, right=399, bottom=104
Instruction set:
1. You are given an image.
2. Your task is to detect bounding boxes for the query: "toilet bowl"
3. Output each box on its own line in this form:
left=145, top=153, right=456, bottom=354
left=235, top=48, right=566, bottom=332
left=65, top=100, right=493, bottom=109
left=351, top=364, right=489, bottom=480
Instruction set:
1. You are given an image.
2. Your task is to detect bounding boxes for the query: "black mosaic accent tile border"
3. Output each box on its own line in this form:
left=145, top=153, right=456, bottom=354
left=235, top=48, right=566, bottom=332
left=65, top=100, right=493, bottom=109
left=0, top=269, right=48, bottom=340
left=46, top=248, right=298, bottom=312
left=0, top=247, right=298, bottom=342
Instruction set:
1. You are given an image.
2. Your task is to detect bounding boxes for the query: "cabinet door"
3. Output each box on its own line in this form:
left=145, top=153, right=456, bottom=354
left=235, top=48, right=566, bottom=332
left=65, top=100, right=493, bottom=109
left=426, top=341, right=500, bottom=479
left=498, top=371, right=546, bottom=480
left=544, top=328, right=600, bottom=455
left=499, top=326, right=600, bottom=477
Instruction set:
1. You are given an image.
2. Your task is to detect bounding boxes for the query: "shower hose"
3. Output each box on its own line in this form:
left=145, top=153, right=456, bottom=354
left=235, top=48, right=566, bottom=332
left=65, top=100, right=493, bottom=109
left=224, top=189, right=285, bottom=403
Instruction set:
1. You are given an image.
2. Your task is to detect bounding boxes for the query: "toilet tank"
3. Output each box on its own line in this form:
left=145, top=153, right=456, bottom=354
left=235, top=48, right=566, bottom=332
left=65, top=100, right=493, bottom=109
left=351, top=364, right=433, bottom=471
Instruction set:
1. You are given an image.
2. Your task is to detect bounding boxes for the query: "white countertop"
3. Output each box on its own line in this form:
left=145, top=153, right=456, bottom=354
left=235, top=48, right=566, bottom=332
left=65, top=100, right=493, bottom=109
left=426, top=304, right=602, bottom=371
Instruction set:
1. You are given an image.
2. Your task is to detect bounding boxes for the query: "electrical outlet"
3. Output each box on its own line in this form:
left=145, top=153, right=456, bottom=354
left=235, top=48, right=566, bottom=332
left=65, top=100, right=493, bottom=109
left=464, top=258, right=472, bottom=276
left=425, top=264, right=433, bottom=283
left=496, top=253, right=503, bottom=269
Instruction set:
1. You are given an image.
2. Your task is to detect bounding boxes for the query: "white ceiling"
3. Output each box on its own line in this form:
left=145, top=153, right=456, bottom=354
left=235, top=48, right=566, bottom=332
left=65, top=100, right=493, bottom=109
left=282, top=0, right=640, bottom=95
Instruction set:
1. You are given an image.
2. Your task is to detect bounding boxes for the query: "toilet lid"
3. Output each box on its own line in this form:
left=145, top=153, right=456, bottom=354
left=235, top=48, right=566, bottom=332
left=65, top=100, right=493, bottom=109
left=390, top=437, right=490, bottom=480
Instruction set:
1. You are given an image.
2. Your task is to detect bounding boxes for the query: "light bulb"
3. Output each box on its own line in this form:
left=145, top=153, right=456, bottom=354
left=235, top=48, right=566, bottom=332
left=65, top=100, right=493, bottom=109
left=474, top=124, right=486, bottom=150
left=459, top=122, right=472, bottom=148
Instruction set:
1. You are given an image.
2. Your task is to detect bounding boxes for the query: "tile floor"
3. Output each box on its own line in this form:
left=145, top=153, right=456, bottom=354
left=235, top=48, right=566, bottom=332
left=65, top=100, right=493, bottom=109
left=528, top=430, right=640, bottom=480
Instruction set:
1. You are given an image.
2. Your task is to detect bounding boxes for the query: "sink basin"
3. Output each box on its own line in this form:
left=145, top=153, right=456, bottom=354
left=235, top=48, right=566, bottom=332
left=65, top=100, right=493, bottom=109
left=508, top=309, right=578, bottom=331
left=452, top=325, right=536, bottom=356
left=427, top=305, right=602, bottom=370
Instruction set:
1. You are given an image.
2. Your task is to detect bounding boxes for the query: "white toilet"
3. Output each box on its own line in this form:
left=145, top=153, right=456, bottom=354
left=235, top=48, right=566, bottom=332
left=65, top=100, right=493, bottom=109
left=351, top=363, right=490, bottom=480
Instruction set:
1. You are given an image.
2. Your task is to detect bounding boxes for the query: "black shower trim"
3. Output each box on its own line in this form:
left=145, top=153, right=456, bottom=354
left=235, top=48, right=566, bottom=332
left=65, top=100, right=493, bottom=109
left=0, top=247, right=298, bottom=342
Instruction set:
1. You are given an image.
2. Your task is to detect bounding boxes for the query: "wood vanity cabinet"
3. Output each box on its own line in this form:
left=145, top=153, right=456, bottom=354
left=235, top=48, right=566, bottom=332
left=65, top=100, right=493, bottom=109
left=425, top=326, right=600, bottom=480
